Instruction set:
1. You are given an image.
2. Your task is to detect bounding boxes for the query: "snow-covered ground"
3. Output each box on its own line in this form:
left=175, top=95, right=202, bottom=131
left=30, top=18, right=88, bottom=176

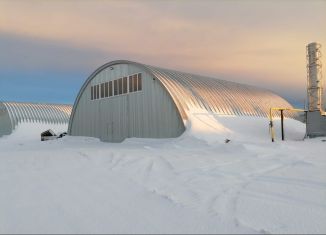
left=0, top=113, right=325, bottom=234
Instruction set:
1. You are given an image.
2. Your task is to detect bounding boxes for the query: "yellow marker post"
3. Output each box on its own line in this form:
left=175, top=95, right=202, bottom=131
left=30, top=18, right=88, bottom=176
left=269, top=107, right=306, bottom=142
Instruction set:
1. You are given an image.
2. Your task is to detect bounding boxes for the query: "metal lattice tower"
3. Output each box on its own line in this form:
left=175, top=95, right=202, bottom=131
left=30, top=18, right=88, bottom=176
left=307, top=42, right=323, bottom=112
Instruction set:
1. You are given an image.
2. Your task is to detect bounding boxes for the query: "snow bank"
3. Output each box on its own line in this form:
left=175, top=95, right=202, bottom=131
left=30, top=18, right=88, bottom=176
left=184, top=111, right=306, bottom=144
left=0, top=122, right=68, bottom=142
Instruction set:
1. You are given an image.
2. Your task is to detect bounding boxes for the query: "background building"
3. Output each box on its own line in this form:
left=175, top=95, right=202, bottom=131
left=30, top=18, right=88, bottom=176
left=0, top=101, right=72, bottom=137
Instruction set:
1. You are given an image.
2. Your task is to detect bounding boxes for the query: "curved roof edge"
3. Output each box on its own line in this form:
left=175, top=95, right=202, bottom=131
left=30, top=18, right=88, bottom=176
left=68, top=60, right=178, bottom=133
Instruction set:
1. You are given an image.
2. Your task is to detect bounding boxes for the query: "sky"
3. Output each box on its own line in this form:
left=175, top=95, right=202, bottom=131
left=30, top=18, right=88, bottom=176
left=0, top=0, right=326, bottom=107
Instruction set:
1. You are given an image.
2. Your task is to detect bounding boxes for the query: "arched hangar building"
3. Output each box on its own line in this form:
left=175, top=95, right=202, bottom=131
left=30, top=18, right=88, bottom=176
left=68, top=60, right=294, bottom=142
left=0, top=101, right=72, bottom=137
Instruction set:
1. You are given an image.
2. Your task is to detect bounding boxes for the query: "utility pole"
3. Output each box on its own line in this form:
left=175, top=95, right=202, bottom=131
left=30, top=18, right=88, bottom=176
left=280, top=109, right=284, bottom=141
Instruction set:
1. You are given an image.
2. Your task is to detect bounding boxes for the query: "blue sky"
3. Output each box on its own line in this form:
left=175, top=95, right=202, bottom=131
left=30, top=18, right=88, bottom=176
left=1, top=0, right=325, bottom=107
left=0, top=32, right=108, bottom=104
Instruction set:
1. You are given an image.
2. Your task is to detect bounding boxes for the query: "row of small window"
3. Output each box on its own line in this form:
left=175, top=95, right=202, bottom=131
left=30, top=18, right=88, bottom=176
left=91, top=73, right=142, bottom=100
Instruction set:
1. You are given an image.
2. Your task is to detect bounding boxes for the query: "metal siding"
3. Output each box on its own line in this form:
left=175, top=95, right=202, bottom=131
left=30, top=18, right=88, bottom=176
left=0, top=102, right=12, bottom=136
left=306, top=111, right=326, bottom=137
left=70, top=64, right=185, bottom=142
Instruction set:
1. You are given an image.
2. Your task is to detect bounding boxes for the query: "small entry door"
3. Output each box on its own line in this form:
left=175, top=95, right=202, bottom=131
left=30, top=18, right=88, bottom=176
left=99, top=97, right=129, bottom=142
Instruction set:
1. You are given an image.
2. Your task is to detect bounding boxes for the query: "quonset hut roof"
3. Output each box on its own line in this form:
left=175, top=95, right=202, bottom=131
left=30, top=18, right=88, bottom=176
left=70, top=60, right=293, bottom=122
left=145, top=64, right=293, bottom=119
left=0, top=101, right=72, bottom=136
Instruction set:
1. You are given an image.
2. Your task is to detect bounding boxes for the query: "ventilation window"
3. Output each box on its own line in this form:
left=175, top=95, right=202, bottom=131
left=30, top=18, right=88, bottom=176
left=91, top=72, right=143, bottom=100
left=137, top=73, right=142, bottom=91
left=118, top=78, right=123, bottom=95
left=133, top=74, right=138, bottom=92
left=123, top=77, right=128, bottom=94
left=129, top=76, right=133, bottom=92
left=114, top=80, right=118, bottom=96
left=101, top=83, right=105, bottom=98
left=104, top=82, right=109, bottom=97
left=96, top=85, right=100, bottom=99
left=109, top=81, right=113, bottom=97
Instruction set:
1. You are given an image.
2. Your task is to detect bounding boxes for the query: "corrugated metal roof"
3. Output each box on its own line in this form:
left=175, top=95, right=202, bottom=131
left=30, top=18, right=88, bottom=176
left=0, top=101, right=72, bottom=129
left=145, top=65, right=293, bottom=119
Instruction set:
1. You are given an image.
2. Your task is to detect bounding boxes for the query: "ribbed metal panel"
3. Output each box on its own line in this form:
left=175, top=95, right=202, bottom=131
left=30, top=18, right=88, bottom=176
left=0, top=101, right=72, bottom=131
left=145, top=65, right=293, bottom=118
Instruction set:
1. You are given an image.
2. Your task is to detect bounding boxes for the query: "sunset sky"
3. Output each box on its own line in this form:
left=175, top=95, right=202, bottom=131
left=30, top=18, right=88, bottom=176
left=1, top=0, right=326, bottom=106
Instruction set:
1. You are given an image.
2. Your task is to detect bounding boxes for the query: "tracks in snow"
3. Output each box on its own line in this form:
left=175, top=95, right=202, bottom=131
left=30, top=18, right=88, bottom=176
left=72, top=142, right=320, bottom=234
